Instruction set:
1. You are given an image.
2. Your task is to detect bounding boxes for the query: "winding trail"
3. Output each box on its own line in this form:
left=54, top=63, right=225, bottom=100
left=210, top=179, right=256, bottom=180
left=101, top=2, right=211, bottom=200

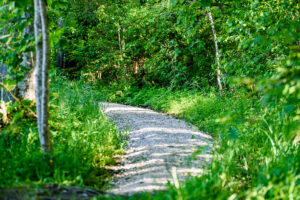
left=100, top=102, right=213, bottom=195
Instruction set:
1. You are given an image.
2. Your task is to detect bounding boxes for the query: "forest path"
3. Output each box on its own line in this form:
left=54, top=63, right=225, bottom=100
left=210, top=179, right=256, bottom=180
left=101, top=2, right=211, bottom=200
left=99, top=102, right=213, bottom=195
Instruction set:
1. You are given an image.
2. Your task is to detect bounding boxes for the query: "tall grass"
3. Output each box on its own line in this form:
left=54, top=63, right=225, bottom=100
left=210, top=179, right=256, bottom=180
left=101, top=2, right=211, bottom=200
left=0, top=77, right=123, bottom=188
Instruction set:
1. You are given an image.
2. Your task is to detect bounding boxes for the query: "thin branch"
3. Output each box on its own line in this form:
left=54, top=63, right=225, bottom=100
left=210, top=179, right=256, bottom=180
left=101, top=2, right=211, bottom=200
left=0, top=82, right=37, bottom=117
left=0, top=83, right=19, bottom=102
left=0, top=34, right=10, bottom=39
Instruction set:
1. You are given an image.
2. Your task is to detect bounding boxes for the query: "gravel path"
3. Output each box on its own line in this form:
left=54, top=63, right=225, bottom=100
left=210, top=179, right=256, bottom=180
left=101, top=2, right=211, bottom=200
left=100, top=102, right=213, bottom=195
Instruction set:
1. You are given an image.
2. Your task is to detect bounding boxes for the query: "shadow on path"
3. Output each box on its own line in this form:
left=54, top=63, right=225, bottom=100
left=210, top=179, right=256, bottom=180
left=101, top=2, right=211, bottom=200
left=100, top=102, right=213, bottom=195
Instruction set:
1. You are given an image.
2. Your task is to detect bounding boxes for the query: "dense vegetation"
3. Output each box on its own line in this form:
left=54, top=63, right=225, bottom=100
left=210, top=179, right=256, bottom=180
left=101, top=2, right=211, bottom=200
left=0, top=0, right=299, bottom=199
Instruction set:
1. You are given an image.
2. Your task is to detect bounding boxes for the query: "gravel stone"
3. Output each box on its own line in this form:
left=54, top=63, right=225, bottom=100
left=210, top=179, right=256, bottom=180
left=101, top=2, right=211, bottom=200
left=100, top=102, right=213, bottom=195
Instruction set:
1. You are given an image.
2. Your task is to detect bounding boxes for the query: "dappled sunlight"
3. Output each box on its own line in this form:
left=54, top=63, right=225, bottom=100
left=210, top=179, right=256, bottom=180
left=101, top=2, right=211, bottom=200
left=167, top=95, right=200, bottom=115
left=165, top=94, right=221, bottom=127
left=131, top=127, right=212, bottom=139
left=100, top=102, right=213, bottom=195
left=101, top=103, right=161, bottom=115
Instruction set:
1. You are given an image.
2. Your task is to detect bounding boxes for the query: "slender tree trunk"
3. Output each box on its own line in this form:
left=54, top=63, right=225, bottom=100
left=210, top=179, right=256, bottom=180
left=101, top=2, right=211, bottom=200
left=34, top=0, right=53, bottom=153
left=117, top=21, right=127, bottom=81
left=117, top=21, right=123, bottom=63
left=57, top=18, right=65, bottom=69
left=121, top=26, right=126, bottom=79
left=208, top=8, right=223, bottom=96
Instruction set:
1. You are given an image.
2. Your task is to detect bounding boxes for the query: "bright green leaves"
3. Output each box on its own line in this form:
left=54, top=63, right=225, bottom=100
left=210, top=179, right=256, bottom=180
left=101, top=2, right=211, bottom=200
left=0, top=0, right=31, bottom=9
left=219, top=0, right=299, bottom=88
left=0, top=2, right=34, bottom=87
left=168, top=0, right=176, bottom=8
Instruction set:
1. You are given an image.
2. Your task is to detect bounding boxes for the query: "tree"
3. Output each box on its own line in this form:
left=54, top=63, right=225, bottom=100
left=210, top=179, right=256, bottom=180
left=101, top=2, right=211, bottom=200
left=34, top=0, right=53, bottom=153
left=207, top=7, right=223, bottom=96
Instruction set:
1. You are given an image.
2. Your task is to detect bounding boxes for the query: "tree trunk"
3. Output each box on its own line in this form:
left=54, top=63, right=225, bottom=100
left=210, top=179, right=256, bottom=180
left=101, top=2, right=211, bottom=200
left=207, top=8, right=223, bottom=96
left=117, top=21, right=123, bottom=63
left=34, top=0, right=53, bottom=153
left=117, top=21, right=127, bottom=81
left=17, top=9, right=36, bottom=101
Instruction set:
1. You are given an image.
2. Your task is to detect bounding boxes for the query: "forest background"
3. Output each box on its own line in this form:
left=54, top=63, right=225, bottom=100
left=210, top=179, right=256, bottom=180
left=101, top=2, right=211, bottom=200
left=0, top=0, right=299, bottom=199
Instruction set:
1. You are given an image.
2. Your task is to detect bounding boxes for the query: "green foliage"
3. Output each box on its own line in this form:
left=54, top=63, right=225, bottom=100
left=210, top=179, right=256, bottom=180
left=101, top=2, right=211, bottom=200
left=51, top=0, right=216, bottom=87
left=0, top=77, right=124, bottom=188
left=219, top=0, right=299, bottom=86
left=0, top=2, right=34, bottom=85
left=52, top=0, right=299, bottom=91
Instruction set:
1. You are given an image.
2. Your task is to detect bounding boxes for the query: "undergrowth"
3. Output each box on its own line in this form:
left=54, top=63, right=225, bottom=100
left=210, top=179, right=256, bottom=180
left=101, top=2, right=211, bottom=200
left=0, top=77, right=123, bottom=188
left=99, top=85, right=300, bottom=199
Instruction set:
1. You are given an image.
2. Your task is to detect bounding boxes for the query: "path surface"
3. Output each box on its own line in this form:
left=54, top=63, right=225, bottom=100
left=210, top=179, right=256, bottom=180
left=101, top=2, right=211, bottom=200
left=100, top=102, right=213, bottom=195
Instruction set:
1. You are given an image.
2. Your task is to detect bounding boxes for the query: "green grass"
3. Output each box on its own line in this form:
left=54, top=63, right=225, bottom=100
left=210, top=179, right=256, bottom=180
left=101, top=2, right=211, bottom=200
left=0, top=77, right=124, bottom=188
left=98, top=85, right=300, bottom=199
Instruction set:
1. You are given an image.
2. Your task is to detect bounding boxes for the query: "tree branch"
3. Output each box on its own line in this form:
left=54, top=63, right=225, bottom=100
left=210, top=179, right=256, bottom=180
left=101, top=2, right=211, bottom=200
left=0, top=82, right=37, bottom=117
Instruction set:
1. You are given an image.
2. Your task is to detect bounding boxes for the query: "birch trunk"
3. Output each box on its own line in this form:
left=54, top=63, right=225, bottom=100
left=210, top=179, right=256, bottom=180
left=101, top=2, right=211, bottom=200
left=207, top=8, right=223, bottom=96
left=57, top=18, right=65, bottom=69
left=117, top=22, right=123, bottom=63
left=34, top=0, right=53, bottom=153
left=117, top=21, right=127, bottom=81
